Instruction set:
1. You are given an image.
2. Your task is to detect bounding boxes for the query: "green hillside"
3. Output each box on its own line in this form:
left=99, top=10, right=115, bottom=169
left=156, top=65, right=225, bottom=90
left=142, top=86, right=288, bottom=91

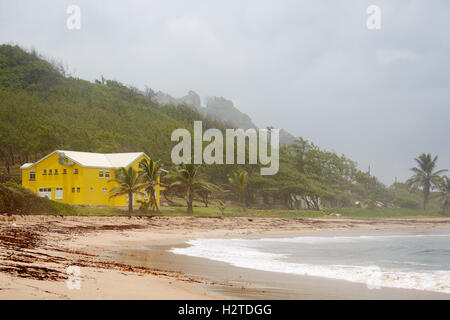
left=0, top=44, right=443, bottom=213
left=0, top=45, right=224, bottom=169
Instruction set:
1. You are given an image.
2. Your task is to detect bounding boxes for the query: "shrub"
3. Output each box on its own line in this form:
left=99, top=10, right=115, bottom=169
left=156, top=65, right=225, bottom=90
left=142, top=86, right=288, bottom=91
left=0, top=182, right=76, bottom=215
left=393, top=196, right=421, bottom=209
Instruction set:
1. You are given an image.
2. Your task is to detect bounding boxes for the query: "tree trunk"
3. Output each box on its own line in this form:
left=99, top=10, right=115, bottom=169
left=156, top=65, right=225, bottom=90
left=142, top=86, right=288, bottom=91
left=202, top=192, right=209, bottom=207
left=151, top=189, right=159, bottom=212
left=128, top=191, right=133, bottom=214
left=186, top=187, right=193, bottom=214
left=423, top=182, right=430, bottom=209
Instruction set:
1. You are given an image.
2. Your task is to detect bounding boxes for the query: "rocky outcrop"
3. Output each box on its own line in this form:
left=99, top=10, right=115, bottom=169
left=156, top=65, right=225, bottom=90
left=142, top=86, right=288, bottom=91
left=205, top=96, right=256, bottom=130
left=153, top=91, right=178, bottom=106
left=153, top=90, right=297, bottom=145
left=178, top=91, right=202, bottom=110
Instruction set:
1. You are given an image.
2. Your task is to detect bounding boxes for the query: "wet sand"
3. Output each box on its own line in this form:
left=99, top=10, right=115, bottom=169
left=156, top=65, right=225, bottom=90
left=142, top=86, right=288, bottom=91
left=1, top=215, right=450, bottom=299
left=112, top=242, right=450, bottom=300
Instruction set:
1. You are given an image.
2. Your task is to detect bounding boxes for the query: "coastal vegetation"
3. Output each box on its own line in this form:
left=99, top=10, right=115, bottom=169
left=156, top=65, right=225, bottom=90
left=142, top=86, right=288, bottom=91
left=0, top=45, right=449, bottom=217
left=167, top=164, right=216, bottom=214
left=108, top=167, right=142, bottom=213
left=138, top=158, right=163, bottom=212
left=435, top=177, right=450, bottom=214
left=0, top=182, right=75, bottom=215
left=407, top=153, right=447, bottom=209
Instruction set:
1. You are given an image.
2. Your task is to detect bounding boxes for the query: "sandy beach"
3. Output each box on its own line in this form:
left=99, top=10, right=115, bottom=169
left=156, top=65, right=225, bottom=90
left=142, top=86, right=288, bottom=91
left=1, top=214, right=450, bottom=300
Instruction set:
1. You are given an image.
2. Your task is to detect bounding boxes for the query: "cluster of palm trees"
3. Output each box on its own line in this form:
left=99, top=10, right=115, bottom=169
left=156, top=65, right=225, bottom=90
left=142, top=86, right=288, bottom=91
left=109, top=159, right=250, bottom=215
left=166, top=164, right=249, bottom=214
left=108, top=152, right=450, bottom=215
left=407, top=153, right=450, bottom=211
left=109, top=158, right=163, bottom=213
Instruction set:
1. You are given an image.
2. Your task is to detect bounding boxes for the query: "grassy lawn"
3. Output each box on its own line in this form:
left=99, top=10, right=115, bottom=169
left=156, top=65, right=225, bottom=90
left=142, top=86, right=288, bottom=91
left=49, top=204, right=447, bottom=219
left=4, top=181, right=445, bottom=219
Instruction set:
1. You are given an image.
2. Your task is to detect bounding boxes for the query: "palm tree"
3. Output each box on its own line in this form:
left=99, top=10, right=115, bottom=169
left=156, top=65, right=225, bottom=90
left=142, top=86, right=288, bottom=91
left=407, top=153, right=447, bottom=209
left=228, top=169, right=248, bottom=208
left=168, top=163, right=215, bottom=214
left=138, top=158, right=163, bottom=212
left=109, top=167, right=142, bottom=214
left=436, top=176, right=450, bottom=213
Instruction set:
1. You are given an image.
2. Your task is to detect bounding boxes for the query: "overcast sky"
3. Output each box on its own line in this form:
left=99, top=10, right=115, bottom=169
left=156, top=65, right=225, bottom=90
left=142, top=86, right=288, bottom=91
left=1, top=0, right=449, bottom=184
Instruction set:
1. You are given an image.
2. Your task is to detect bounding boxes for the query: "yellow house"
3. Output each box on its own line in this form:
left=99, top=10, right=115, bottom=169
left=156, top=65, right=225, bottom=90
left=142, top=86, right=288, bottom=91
left=20, top=150, right=162, bottom=207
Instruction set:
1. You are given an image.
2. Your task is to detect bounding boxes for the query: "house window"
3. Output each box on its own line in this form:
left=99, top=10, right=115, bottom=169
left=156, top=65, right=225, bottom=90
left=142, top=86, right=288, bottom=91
left=29, top=171, right=36, bottom=181
left=77, top=187, right=80, bottom=193
left=90, top=187, right=94, bottom=193
left=49, top=169, right=52, bottom=175
left=99, top=170, right=104, bottom=178
left=38, top=188, right=52, bottom=199
left=74, top=169, right=78, bottom=174
left=144, top=191, right=148, bottom=200
left=102, top=188, right=107, bottom=194
left=63, top=169, right=67, bottom=175
left=43, top=169, right=47, bottom=175
left=72, top=187, right=75, bottom=193
left=105, top=170, right=110, bottom=178
left=54, top=169, right=58, bottom=175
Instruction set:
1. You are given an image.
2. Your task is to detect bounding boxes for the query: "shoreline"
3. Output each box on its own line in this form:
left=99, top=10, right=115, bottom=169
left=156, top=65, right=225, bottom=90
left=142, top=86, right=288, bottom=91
left=1, top=215, right=450, bottom=299
left=113, top=232, right=450, bottom=300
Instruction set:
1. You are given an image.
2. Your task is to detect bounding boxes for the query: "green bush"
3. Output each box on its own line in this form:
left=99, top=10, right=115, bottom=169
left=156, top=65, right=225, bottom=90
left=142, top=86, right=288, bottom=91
left=393, top=196, right=421, bottom=209
left=0, top=182, right=76, bottom=215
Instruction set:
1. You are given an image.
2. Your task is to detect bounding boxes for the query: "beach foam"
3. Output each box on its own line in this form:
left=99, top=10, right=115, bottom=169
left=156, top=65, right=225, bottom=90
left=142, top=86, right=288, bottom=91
left=170, top=236, right=450, bottom=294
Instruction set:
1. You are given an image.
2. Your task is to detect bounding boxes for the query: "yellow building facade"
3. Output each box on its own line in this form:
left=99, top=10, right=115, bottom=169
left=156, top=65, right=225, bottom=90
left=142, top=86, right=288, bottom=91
left=21, top=150, right=161, bottom=207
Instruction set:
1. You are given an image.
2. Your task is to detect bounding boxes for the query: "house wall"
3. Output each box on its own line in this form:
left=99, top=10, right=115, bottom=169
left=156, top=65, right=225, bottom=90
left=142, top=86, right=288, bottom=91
left=21, top=152, right=161, bottom=208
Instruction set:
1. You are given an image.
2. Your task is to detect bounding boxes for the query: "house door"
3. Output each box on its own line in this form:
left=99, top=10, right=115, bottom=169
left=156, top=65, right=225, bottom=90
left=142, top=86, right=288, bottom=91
left=38, top=188, right=52, bottom=199
left=55, top=188, right=63, bottom=200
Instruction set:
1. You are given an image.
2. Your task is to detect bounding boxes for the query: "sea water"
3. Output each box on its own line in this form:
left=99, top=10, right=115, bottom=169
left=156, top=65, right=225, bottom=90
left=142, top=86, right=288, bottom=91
left=170, top=229, right=450, bottom=294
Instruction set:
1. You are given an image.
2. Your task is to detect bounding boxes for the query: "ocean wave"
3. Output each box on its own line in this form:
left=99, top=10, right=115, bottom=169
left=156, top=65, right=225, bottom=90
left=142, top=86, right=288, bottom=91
left=258, top=234, right=450, bottom=244
left=170, top=238, right=450, bottom=294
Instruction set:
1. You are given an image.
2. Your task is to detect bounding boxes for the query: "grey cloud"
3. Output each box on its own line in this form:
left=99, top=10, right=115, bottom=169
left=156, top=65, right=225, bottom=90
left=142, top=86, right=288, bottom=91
left=0, top=0, right=449, bottom=183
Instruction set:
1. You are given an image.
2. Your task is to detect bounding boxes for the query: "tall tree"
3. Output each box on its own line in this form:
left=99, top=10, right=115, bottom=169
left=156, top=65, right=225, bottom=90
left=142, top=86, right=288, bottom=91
left=109, top=167, right=142, bottom=214
left=168, top=163, right=215, bottom=214
left=138, top=158, right=163, bottom=212
left=227, top=169, right=248, bottom=208
left=407, top=153, right=447, bottom=209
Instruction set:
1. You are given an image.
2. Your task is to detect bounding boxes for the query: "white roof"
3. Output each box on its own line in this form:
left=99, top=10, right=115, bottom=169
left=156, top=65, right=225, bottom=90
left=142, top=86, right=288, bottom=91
left=21, top=150, right=149, bottom=169
left=20, top=163, right=34, bottom=169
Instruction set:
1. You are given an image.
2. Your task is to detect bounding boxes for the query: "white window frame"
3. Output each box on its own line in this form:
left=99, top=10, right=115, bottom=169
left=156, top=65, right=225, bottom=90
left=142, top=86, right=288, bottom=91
left=29, top=170, right=36, bottom=180
left=38, top=188, right=52, bottom=199
left=99, top=170, right=104, bottom=178
left=105, top=170, right=110, bottom=179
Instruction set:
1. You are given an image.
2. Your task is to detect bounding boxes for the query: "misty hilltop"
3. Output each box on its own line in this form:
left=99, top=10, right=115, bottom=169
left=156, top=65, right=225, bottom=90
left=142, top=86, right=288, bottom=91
left=152, top=90, right=297, bottom=145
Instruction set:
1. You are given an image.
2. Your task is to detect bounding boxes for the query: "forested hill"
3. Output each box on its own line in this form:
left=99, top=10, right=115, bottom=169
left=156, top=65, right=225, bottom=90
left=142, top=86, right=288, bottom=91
left=0, top=44, right=425, bottom=210
left=0, top=44, right=224, bottom=168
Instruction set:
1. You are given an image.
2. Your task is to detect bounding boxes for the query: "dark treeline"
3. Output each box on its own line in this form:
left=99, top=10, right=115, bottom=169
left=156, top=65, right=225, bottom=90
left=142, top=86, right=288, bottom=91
left=0, top=45, right=444, bottom=211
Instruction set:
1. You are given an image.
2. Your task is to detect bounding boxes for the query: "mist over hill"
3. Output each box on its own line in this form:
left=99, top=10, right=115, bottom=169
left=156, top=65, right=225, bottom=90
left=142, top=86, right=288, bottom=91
left=152, top=90, right=297, bottom=145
